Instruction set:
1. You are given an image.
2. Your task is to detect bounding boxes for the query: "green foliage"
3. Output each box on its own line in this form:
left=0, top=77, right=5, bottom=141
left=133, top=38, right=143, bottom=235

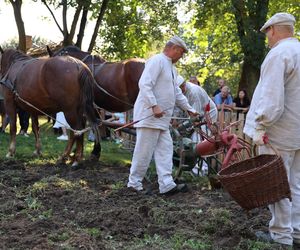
left=95, top=0, right=180, bottom=60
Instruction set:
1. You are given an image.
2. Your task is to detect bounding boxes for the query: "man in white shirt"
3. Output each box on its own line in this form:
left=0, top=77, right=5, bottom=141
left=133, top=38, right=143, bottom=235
left=127, top=36, right=197, bottom=195
left=176, top=76, right=218, bottom=176
left=244, top=12, right=300, bottom=248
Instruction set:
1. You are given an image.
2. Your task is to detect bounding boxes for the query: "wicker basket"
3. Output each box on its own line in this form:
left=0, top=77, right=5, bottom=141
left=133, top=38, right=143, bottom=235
left=218, top=154, right=291, bottom=210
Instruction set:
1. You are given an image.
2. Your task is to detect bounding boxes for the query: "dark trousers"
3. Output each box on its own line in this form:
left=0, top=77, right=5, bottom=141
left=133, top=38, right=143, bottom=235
left=18, top=108, right=30, bottom=133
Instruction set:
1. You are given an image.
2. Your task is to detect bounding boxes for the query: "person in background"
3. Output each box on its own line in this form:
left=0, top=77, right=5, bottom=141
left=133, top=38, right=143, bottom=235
left=214, top=85, right=234, bottom=110
left=189, top=75, right=200, bottom=85
left=243, top=12, right=300, bottom=248
left=53, top=112, right=70, bottom=141
left=233, top=89, right=251, bottom=119
left=113, top=112, right=126, bottom=144
left=177, top=75, right=218, bottom=176
left=17, top=107, right=30, bottom=137
left=213, top=78, right=226, bottom=97
left=127, top=35, right=197, bottom=195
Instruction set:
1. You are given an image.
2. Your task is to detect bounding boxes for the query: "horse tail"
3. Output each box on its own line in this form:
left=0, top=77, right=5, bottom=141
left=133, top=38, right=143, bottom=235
left=78, top=67, right=100, bottom=143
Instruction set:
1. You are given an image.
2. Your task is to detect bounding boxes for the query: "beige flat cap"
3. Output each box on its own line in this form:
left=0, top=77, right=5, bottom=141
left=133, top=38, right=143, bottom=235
left=260, top=12, right=296, bottom=33
left=168, top=35, right=188, bottom=52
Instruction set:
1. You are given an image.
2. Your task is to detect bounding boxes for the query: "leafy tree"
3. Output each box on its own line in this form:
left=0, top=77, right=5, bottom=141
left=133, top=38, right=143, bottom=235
left=187, top=0, right=268, bottom=96
left=95, top=0, right=180, bottom=59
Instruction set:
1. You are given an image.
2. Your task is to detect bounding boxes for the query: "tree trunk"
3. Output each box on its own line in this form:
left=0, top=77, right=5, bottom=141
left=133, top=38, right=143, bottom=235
left=88, top=0, right=109, bottom=53
left=231, top=0, right=269, bottom=97
left=69, top=3, right=83, bottom=45
left=10, top=0, right=26, bottom=52
left=238, top=60, right=260, bottom=97
left=61, top=0, right=70, bottom=46
left=75, top=1, right=91, bottom=48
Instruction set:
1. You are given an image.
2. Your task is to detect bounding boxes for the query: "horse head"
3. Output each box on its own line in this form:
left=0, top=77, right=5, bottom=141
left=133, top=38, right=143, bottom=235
left=0, top=49, right=30, bottom=75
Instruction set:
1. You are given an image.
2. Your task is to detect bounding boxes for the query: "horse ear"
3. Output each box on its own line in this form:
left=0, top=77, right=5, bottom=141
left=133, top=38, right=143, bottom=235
left=0, top=46, right=4, bottom=54
left=46, top=45, right=53, bottom=57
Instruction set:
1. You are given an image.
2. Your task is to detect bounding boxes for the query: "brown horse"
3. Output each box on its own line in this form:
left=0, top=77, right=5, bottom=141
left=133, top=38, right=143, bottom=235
left=0, top=47, right=100, bottom=166
left=48, top=45, right=145, bottom=159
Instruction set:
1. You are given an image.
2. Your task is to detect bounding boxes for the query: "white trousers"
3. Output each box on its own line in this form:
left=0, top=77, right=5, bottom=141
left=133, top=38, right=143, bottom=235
left=128, top=127, right=176, bottom=193
left=259, top=146, right=300, bottom=245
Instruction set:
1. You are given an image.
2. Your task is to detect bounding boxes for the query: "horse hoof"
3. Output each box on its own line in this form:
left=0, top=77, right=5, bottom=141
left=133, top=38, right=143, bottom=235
left=33, top=150, right=42, bottom=157
left=57, top=156, right=67, bottom=165
left=6, top=153, right=14, bottom=158
left=72, top=161, right=79, bottom=167
left=89, top=154, right=100, bottom=162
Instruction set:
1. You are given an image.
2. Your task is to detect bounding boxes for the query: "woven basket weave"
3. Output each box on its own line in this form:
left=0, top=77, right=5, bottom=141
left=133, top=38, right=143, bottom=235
left=218, top=154, right=291, bottom=210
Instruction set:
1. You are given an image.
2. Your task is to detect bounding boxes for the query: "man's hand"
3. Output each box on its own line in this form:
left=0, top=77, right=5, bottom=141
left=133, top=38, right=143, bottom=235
left=253, top=128, right=268, bottom=145
left=152, top=105, right=165, bottom=118
left=187, top=110, right=199, bottom=117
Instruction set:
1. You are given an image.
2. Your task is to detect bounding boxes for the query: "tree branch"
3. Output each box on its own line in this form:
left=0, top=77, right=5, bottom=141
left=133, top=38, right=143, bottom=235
left=41, top=0, right=63, bottom=34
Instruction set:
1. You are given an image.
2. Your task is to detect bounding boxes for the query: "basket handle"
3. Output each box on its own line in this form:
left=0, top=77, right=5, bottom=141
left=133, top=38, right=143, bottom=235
left=263, top=134, right=280, bottom=156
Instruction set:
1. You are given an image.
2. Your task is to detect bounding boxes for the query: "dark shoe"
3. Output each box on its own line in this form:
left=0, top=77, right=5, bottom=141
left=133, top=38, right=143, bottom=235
left=256, top=231, right=292, bottom=249
left=255, top=231, right=273, bottom=243
left=294, top=241, right=300, bottom=250
left=161, top=183, right=188, bottom=196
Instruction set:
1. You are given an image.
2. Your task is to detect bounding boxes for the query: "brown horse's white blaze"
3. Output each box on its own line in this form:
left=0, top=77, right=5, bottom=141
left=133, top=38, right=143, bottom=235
left=0, top=47, right=100, bottom=165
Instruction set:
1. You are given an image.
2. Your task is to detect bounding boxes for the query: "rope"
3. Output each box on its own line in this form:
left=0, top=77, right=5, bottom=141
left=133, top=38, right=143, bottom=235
left=15, top=93, right=90, bottom=136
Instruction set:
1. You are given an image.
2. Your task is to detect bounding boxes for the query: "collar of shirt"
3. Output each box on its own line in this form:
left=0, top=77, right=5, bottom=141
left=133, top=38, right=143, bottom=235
left=272, top=37, right=298, bottom=48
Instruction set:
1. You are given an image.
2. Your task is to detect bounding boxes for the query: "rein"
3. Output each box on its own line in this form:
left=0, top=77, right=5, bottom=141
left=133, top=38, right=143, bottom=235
left=13, top=93, right=92, bottom=136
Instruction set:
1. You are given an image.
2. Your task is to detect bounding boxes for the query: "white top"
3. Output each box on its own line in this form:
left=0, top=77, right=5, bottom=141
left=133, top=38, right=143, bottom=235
left=184, top=82, right=218, bottom=122
left=244, top=37, right=300, bottom=150
left=53, top=112, right=70, bottom=129
left=133, top=53, right=195, bottom=130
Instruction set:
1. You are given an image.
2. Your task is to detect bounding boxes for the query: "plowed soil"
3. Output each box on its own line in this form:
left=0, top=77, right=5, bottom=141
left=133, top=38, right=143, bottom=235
left=0, top=159, right=286, bottom=250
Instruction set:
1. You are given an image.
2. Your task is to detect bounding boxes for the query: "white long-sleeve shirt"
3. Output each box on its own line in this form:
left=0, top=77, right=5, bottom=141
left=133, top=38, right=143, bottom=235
left=184, top=82, right=218, bottom=122
left=133, top=53, right=195, bottom=130
left=244, top=37, right=300, bottom=150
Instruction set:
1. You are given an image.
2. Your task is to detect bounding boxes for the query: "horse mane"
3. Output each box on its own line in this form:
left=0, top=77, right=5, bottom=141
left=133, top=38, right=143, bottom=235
left=1, top=49, right=32, bottom=73
left=8, top=49, right=31, bottom=63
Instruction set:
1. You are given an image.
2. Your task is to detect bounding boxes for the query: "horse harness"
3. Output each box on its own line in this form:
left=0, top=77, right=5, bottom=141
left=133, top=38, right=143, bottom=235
left=0, top=58, right=37, bottom=96
left=82, top=54, right=134, bottom=108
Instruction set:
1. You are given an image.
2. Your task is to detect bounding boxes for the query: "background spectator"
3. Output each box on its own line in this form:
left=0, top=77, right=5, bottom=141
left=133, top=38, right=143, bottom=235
left=53, top=112, right=70, bottom=141
left=17, top=107, right=30, bottom=137
left=189, top=75, right=200, bottom=85
left=213, top=78, right=226, bottom=97
left=214, top=85, right=234, bottom=110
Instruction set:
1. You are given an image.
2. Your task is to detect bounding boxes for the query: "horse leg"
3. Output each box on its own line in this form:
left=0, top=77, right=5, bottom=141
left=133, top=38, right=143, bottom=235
left=90, top=142, right=102, bottom=161
left=72, top=132, right=84, bottom=167
left=57, top=131, right=75, bottom=164
left=6, top=106, right=17, bottom=158
left=31, top=115, right=42, bottom=156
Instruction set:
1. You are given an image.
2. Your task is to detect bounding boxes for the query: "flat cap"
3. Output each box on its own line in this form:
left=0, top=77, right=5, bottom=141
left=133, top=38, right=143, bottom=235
left=168, top=35, right=188, bottom=52
left=177, top=75, right=185, bottom=86
left=260, top=12, right=296, bottom=33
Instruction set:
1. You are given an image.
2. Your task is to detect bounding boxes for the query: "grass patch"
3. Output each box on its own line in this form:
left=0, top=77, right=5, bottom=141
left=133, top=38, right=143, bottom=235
left=0, top=117, right=133, bottom=167
left=127, top=233, right=211, bottom=250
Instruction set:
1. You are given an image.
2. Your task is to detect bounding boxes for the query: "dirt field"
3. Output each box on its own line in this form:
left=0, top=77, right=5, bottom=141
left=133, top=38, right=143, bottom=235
left=0, top=159, right=288, bottom=250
